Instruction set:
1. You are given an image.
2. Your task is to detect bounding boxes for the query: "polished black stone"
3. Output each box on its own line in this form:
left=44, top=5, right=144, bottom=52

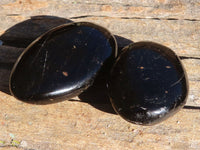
left=10, top=22, right=117, bottom=101
left=108, top=42, right=188, bottom=125
left=0, top=40, right=2, bottom=46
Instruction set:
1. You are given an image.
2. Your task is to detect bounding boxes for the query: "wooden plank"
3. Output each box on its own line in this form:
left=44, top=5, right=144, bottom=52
left=0, top=0, right=200, bottom=150
left=0, top=95, right=200, bottom=150
left=0, top=0, right=200, bottom=20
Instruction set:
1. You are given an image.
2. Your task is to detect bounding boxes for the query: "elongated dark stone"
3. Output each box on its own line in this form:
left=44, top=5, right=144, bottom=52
left=9, top=22, right=117, bottom=101
left=108, top=42, right=188, bottom=125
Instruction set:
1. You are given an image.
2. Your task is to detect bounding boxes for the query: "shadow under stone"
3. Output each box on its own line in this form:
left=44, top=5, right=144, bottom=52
left=0, top=15, right=73, bottom=48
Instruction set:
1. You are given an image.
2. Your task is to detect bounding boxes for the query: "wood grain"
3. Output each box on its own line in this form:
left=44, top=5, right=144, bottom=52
left=0, top=0, right=200, bottom=150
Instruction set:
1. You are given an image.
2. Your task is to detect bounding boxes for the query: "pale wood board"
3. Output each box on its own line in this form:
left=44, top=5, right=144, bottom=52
left=0, top=0, right=200, bottom=150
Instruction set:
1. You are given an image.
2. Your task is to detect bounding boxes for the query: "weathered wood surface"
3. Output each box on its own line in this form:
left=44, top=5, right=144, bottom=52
left=0, top=0, right=200, bottom=150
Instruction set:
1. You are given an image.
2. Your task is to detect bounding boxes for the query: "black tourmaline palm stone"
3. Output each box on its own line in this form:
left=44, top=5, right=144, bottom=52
left=108, top=42, right=188, bottom=125
left=10, top=22, right=117, bottom=101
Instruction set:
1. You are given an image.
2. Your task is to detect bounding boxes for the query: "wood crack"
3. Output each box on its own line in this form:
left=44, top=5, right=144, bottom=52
left=184, top=105, right=200, bottom=110
left=6, top=14, right=21, bottom=16
left=179, top=56, right=200, bottom=60
left=70, top=15, right=200, bottom=22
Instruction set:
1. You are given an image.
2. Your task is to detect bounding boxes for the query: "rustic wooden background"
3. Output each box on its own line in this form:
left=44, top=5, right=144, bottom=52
left=0, top=0, right=200, bottom=149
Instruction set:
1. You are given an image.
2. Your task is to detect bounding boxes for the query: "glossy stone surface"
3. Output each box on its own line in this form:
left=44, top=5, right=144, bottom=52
left=0, top=40, right=2, bottom=46
left=10, top=22, right=117, bottom=101
left=108, top=42, right=188, bottom=125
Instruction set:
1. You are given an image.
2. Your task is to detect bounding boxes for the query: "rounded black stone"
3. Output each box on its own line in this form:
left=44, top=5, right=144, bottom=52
left=9, top=22, right=117, bottom=101
left=108, top=42, right=188, bottom=125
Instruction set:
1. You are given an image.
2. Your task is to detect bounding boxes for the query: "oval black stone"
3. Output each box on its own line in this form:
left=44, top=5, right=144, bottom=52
left=108, top=42, right=188, bottom=125
left=9, top=22, right=117, bottom=101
